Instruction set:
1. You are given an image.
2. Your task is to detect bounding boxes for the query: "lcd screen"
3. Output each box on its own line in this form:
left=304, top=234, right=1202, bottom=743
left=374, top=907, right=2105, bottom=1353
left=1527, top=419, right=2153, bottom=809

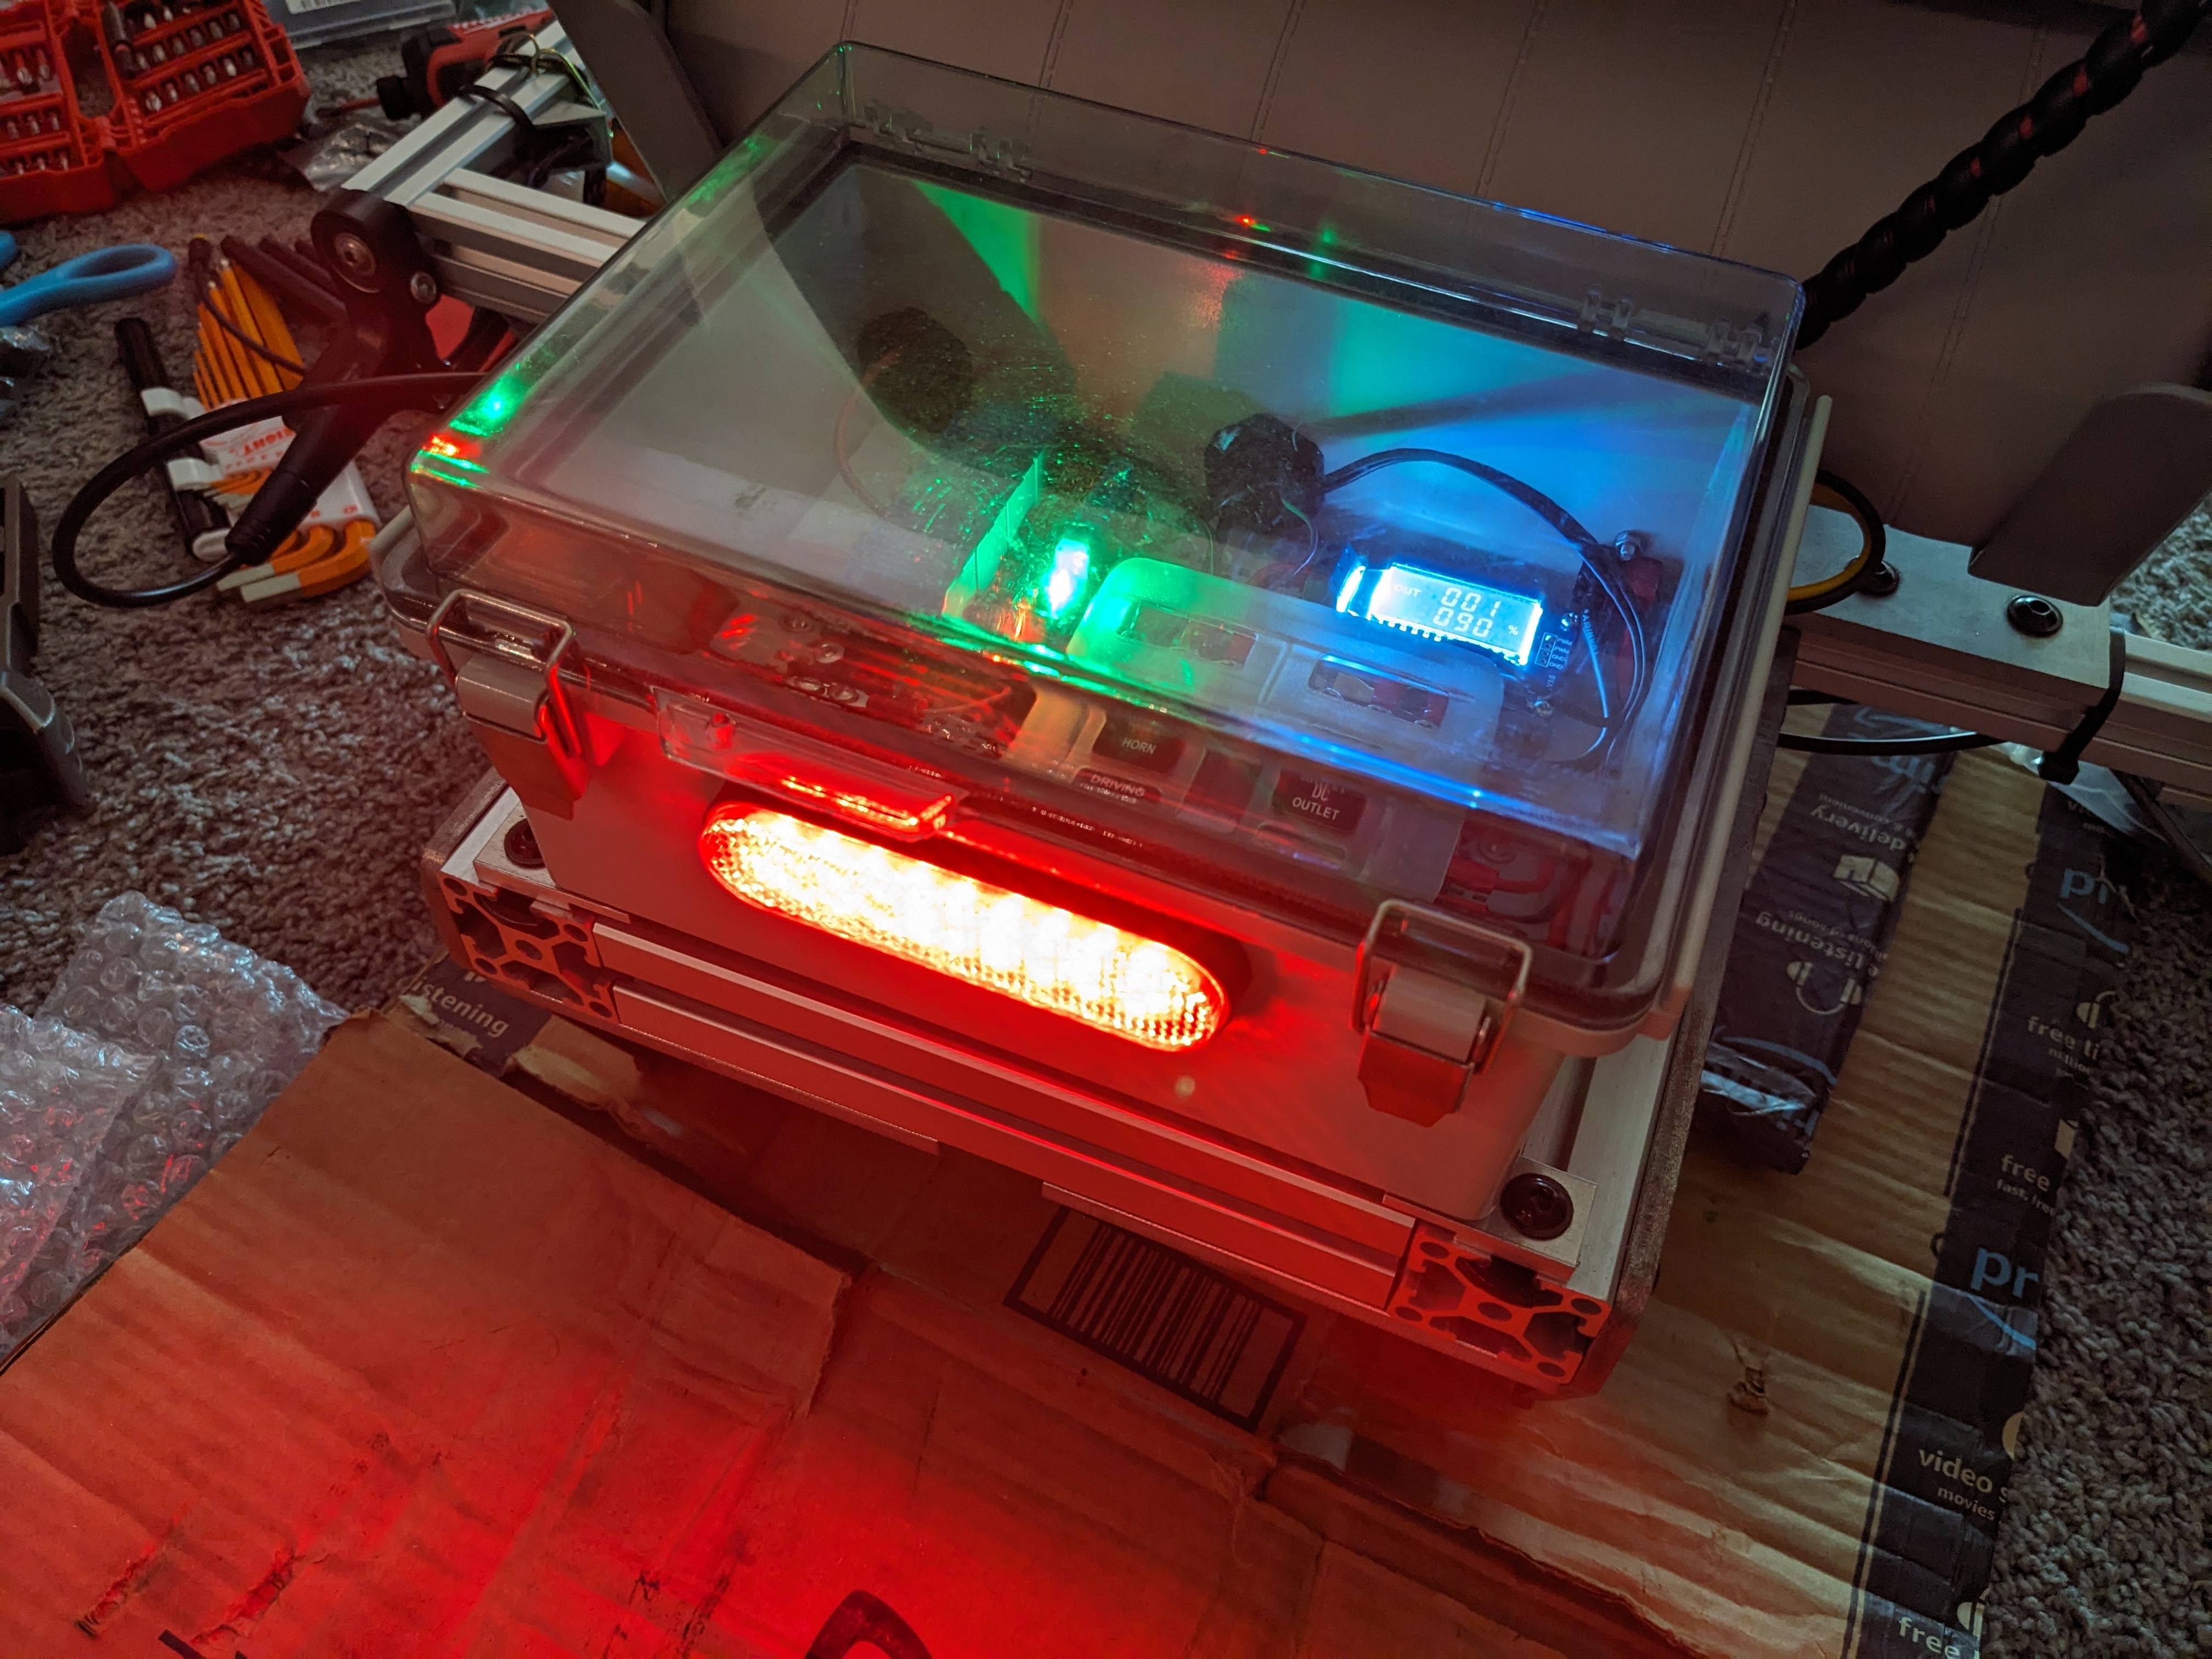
left=1357, top=565, right=1543, bottom=666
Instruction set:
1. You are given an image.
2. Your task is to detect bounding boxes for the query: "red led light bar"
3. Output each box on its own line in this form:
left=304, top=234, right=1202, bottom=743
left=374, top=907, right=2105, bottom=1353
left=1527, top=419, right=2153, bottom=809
left=765, top=761, right=955, bottom=839
left=699, top=805, right=1226, bottom=1051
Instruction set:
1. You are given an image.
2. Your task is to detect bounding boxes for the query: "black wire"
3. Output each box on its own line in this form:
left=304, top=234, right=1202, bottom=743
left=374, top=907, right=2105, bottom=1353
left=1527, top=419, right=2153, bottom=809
left=188, top=238, right=308, bottom=378
left=1797, top=0, right=2211, bottom=347
left=2114, top=769, right=2212, bottom=891
left=1778, top=728, right=2000, bottom=757
left=199, top=290, right=306, bottom=378
left=51, top=371, right=483, bottom=608
left=1786, top=689, right=1854, bottom=706
left=455, top=81, right=539, bottom=136
left=185, top=236, right=307, bottom=380
left=456, top=50, right=606, bottom=194
left=1322, top=447, right=1606, bottom=545
left=1318, top=446, right=1650, bottom=749
left=221, top=234, right=345, bottom=322
left=522, top=127, right=605, bottom=191
left=1785, top=470, right=1887, bottom=616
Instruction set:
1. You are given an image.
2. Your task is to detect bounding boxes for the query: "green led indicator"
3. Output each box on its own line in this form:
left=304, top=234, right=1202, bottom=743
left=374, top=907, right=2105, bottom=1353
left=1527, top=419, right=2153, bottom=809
left=1044, top=537, right=1091, bottom=617
left=449, top=371, right=527, bottom=439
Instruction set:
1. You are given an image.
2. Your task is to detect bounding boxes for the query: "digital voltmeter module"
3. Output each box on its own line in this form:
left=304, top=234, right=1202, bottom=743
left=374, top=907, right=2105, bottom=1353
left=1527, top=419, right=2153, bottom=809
left=389, top=41, right=1807, bottom=1396
left=1338, top=563, right=1545, bottom=667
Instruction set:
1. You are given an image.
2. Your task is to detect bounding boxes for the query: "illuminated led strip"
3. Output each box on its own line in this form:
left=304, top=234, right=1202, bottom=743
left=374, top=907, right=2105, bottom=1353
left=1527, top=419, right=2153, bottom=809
left=699, top=806, right=1226, bottom=1051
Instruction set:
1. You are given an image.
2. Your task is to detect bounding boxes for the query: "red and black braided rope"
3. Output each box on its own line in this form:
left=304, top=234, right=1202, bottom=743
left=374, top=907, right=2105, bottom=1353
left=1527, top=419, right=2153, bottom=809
left=1797, top=0, right=2210, bottom=347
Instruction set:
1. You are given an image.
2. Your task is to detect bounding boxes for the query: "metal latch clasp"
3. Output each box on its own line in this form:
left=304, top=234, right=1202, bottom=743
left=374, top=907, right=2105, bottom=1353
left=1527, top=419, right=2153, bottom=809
left=1352, top=901, right=1532, bottom=1126
left=427, top=588, right=588, bottom=817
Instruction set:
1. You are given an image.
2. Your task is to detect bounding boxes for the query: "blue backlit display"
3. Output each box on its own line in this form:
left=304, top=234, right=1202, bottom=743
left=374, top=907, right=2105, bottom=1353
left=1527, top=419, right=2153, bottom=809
left=1357, top=564, right=1543, bottom=666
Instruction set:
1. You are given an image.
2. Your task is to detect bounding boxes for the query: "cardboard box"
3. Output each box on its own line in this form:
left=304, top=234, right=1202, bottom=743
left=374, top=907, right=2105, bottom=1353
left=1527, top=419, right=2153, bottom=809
left=0, top=1014, right=1669, bottom=1656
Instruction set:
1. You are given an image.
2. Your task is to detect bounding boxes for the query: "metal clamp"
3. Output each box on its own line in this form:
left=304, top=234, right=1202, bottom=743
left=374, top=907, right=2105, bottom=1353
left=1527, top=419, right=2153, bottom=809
left=1352, top=901, right=1532, bottom=1124
left=428, top=588, right=589, bottom=815
left=427, top=588, right=581, bottom=745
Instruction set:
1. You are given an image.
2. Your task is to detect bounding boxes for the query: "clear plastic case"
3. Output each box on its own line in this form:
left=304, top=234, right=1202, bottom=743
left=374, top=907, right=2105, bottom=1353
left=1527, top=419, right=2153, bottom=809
left=397, top=43, right=1801, bottom=1032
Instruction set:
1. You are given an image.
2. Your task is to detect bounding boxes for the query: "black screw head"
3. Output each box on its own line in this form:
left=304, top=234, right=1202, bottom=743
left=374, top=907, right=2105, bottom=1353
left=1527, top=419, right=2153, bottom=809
left=1500, top=1171, right=1575, bottom=1240
left=2006, top=594, right=2063, bottom=637
left=329, top=230, right=379, bottom=290
left=503, top=819, right=545, bottom=870
left=1861, top=561, right=1900, bottom=598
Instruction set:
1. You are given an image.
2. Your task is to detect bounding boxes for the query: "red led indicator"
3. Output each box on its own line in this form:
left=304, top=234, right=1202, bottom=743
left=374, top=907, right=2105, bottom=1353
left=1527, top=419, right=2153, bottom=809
left=422, top=431, right=478, bottom=461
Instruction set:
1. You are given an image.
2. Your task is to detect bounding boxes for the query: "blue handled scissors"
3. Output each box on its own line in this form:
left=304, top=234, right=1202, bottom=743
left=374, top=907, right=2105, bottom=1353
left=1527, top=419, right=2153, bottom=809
left=0, top=230, right=178, bottom=328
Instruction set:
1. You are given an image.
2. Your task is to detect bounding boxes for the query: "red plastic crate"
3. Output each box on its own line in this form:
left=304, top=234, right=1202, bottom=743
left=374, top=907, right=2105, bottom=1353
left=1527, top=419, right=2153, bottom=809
left=99, top=0, right=307, bottom=191
left=0, top=0, right=115, bottom=218
left=0, top=0, right=306, bottom=224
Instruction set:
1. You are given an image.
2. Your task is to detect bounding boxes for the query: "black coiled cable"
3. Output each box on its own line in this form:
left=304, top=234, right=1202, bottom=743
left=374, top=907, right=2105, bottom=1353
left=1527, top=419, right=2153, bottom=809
left=1797, top=0, right=2210, bottom=348
left=50, top=373, right=482, bottom=607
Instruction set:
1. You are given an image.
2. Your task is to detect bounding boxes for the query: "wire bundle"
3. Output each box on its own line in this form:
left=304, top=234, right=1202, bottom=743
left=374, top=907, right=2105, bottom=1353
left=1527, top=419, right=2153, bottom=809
left=1798, top=0, right=2212, bottom=347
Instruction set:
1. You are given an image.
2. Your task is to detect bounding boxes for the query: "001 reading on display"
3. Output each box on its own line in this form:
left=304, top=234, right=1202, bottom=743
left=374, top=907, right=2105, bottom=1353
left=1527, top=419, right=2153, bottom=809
left=1358, top=564, right=1544, bottom=666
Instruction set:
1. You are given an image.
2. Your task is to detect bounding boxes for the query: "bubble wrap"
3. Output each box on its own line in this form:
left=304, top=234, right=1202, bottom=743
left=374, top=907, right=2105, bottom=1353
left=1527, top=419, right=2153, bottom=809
left=0, top=894, right=345, bottom=1355
left=0, top=1009, right=155, bottom=1312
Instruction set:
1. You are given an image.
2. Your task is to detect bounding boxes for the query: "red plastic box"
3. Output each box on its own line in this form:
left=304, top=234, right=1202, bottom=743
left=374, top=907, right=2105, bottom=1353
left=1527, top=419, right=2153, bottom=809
left=0, top=0, right=306, bottom=223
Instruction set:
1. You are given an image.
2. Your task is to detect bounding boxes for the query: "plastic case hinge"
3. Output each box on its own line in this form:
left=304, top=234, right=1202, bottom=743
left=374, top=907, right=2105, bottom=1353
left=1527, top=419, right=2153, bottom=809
left=1352, top=900, right=1532, bottom=1127
left=427, top=589, right=588, bottom=818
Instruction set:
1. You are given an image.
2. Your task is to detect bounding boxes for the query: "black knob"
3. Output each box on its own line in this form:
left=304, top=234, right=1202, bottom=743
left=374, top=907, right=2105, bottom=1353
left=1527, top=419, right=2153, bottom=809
left=1500, top=1172, right=1574, bottom=1241
left=503, top=818, right=545, bottom=870
left=2006, top=594, right=2063, bottom=638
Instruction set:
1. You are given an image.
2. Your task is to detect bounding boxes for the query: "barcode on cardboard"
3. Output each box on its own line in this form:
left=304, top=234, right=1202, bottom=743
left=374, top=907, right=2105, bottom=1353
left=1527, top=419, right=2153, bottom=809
left=1007, top=1209, right=1302, bottom=1430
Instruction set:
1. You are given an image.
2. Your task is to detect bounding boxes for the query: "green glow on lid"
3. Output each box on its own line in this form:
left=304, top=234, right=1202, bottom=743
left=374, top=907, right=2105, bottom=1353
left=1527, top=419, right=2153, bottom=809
left=942, top=454, right=1045, bottom=622
left=915, top=180, right=1043, bottom=325
left=681, top=129, right=781, bottom=218
left=1308, top=220, right=1341, bottom=279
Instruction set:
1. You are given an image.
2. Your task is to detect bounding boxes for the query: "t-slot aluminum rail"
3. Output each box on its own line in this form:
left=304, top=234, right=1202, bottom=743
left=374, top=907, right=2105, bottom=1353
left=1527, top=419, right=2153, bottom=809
left=347, top=21, right=635, bottom=324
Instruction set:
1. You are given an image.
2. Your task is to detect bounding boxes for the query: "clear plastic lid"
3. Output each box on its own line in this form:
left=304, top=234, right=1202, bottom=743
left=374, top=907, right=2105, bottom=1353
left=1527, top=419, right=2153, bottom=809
left=403, top=43, right=1801, bottom=1020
